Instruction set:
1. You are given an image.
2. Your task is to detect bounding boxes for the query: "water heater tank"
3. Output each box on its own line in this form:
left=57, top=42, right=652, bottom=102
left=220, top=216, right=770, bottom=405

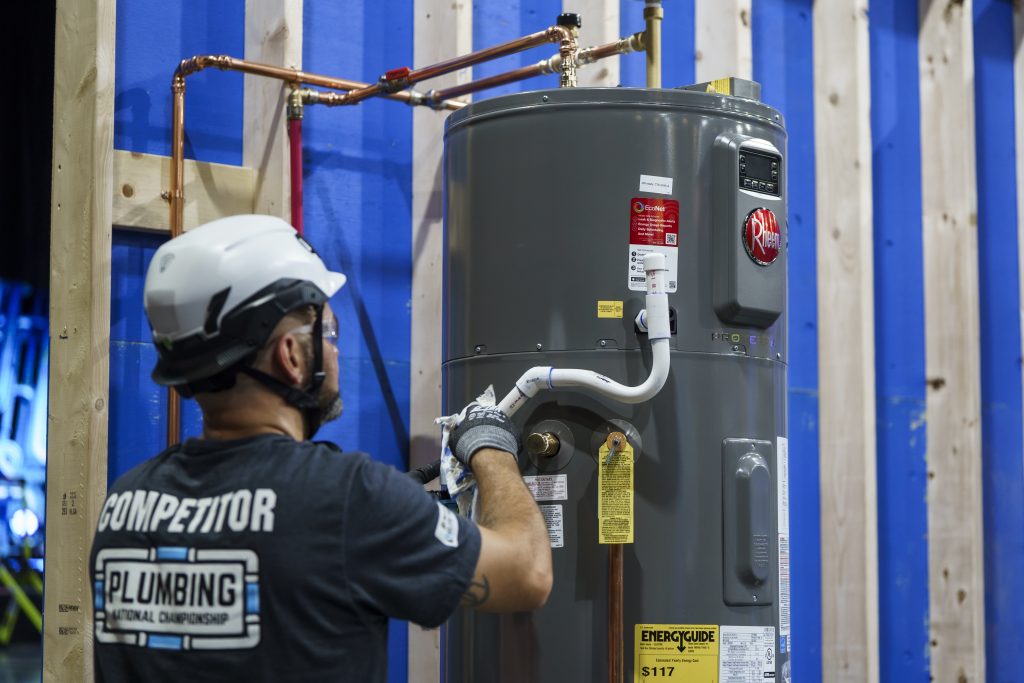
left=442, top=86, right=790, bottom=683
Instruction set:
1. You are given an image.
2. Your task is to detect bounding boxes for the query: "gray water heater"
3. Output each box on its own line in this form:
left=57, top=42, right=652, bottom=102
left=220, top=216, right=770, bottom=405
left=442, top=85, right=790, bottom=683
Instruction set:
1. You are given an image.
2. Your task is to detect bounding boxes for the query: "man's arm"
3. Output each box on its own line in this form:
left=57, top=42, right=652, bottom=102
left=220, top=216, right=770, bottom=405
left=459, top=448, right=553, bottom=612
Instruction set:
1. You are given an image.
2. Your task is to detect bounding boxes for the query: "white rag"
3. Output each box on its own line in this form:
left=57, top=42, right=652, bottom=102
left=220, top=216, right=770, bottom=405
left=436, top=385, right=498, bottom=519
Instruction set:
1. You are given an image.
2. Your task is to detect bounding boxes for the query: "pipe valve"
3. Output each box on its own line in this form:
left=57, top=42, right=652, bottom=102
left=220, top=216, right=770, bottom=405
left=527, top=431, right=561, bottom=457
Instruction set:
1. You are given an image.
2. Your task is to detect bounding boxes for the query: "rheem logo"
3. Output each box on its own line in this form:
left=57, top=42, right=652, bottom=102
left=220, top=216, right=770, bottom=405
left=742, top=207, right=781, bottom=266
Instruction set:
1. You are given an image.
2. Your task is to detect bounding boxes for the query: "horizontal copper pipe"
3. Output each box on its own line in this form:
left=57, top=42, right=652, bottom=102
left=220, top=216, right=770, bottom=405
left=429, top=31, right=644, bottom=104
left=174, top=55, right=423, bottom=103
left=428, top=63, right=550, bottom=102
left=340, top=25, right=574, bottom=106
left=300, top=87, right=465, bottom=111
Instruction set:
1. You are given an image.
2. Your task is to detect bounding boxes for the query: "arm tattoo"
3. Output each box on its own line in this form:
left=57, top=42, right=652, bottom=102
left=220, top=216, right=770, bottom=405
left=460, top=575, right=491, bottom=608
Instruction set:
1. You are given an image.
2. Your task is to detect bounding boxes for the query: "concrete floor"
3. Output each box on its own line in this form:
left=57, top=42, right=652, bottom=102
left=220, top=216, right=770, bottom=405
left=0, top=643, right=40, bottom=683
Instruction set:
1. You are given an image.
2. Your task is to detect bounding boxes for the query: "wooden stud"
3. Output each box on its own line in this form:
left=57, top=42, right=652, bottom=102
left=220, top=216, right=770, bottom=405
left=244, top=0, right=303, bottom=220
left=813, top=2, right=880, bottom=681
left=695, top=0, right=752, bottom=83
left=43, top=1, right=116, bottom=681
left=918, top=0, right=986, bottom=680
left=566, top=0, right=620, bottom=87
left=408, top=1, right=473, bottom=680
left=113, top=150, right=255, bottom=232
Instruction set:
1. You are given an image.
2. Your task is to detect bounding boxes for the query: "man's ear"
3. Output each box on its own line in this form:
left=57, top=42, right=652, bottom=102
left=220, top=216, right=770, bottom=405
left=269, top=333, right=306, bottom=387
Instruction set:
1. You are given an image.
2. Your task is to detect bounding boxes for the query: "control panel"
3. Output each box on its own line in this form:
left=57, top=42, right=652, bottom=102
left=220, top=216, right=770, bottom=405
left=738, top=148, right=781, bottom=196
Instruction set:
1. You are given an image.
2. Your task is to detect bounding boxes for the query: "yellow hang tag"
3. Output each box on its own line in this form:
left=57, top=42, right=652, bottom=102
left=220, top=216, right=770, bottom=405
left=598, top=440, right=634, bottom=544
left=634, top=624, right=720, bottom=682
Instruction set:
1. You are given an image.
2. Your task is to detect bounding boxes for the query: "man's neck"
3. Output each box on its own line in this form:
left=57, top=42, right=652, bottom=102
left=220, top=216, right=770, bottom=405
left=198, top=391, right=306, bottom=442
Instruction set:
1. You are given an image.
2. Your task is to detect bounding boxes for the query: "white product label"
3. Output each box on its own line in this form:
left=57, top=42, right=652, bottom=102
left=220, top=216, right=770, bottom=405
left=778, top=534, right=791, bottom=638
left=719, top=625, right=776, bottom=682
left=639, top=174, right=674, bottom=195
left=523, top=474, right=568, bottom=502
left=538, top=504, right=564, bottom=548
left=776, top=436, right=791, bottom=640
left=777, top=437, right=789, bottom=534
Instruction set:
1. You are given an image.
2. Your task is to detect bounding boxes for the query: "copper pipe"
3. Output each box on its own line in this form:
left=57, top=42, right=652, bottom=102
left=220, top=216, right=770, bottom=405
left=300, top=87, right=465, bottom=111
left=338, top=25, right=574, bottom=106
left=429, top=63, right=551, bottom=102
left=579, top=31, right=646, bottom=65
left=608, top=543, right=624, bottom=683
left=165, top=74, right=187, bottom=448
left=429, top=31, right=644, bottom=104
left=644, top=1, right=664, bottom=88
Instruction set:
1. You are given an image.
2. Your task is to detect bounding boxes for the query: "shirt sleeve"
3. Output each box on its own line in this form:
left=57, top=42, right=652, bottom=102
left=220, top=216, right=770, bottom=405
left=342, top=455, right=481, bottom=627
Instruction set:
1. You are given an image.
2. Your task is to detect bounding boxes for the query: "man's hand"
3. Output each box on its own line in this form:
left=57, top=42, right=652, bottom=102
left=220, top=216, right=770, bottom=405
left=447, top=403, right=520, bottom=467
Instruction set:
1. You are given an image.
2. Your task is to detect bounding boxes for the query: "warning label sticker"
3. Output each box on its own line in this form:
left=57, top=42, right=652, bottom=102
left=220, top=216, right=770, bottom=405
left=719, top=625, right=776, bottom=682
left=523, top=474, right=567, bottom=502
left=538, top=504, right=564, bottom=548
left=598, top=442, right=633, bottom=544
left=627, top=197, right=679, bottom=293
left=597, top=300, right=624, bottom=319
left=635, top=624, right=719, bottom=682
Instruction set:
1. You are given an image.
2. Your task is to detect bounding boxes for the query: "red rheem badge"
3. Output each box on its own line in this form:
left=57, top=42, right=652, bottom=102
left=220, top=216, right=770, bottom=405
left=742, top=207, right=781, bottom=266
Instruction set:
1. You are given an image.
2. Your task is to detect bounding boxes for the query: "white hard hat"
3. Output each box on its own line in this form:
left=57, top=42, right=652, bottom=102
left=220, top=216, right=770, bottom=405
left=144, top=214, right=346, bottom=391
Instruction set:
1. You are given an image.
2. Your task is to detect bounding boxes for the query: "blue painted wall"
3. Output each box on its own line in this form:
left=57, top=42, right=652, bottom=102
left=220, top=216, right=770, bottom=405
left=112, top=1, right=412, bottom=680
left=974, top=2, right=1024, bottom=681
left=753, top=3, right=820, bottom=681
left=870, top=2, right=930, bottom=680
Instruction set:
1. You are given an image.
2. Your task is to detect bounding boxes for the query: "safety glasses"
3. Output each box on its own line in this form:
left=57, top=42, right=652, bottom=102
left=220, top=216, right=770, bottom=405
left=292, top=316, right=339, bottom=347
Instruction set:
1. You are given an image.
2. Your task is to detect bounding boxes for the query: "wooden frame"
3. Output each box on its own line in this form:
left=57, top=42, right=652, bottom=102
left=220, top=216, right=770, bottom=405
left=571, top=0, right=620, bottom=87
left=695, top=0, right=752, bottom=82
left=813, top=3, right=880, bottom=681
left=43, top=1, right=116, bottom=680
left=113, top=150, right=255, bottom=232
left=918, top=0, right=986, bottom=679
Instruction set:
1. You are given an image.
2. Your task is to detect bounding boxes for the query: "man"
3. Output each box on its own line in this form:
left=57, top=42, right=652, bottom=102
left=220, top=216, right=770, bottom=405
left=90, top=215, right=552, bottom=682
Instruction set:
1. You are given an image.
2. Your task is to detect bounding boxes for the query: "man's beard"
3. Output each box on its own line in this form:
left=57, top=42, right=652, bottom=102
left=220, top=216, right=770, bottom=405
left=317, top=386, right=343, bottom=425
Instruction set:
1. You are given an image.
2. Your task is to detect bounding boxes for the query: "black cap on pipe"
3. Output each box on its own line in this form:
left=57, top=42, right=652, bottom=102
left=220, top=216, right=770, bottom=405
left=557, top=13, right=581, bottom=28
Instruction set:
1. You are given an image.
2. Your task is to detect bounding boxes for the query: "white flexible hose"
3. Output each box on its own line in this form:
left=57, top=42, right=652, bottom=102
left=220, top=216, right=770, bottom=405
left=497, top=253, right=672, bottom=417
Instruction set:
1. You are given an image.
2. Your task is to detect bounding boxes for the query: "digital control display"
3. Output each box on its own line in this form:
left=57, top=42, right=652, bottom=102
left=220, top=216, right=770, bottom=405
left=738, top=149, right=781, bottom=196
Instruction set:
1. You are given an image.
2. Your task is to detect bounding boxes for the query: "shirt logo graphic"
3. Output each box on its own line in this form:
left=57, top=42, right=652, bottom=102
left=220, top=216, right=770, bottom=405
left=94, top=547, right=261, bottom=650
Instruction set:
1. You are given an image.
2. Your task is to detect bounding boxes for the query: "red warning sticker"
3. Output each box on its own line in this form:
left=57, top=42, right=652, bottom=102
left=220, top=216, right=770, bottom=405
left=628, top=198, right=680, bottom=292
left=630, top=198, right=679, bottom=245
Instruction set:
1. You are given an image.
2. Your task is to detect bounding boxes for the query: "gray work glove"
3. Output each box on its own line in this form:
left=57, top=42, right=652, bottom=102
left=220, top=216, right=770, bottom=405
left=448, top=403, right=521, bottom=466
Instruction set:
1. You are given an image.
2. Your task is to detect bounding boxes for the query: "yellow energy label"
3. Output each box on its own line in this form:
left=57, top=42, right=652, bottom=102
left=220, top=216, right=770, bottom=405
left=635, top=624, right=719, bottom=682
left=598, top=441, right=633, bottom=544
left=597, top=300, right=624, bottom=318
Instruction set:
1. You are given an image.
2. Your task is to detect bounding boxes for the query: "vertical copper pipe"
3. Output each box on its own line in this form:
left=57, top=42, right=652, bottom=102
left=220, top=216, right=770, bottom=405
left=644, top=1, right=663, bottom=88
left=608, top=544, right=624, bottom=683
left=287, top=90, right=304, bottom=235
left=166, top=74, right=186, bottom=448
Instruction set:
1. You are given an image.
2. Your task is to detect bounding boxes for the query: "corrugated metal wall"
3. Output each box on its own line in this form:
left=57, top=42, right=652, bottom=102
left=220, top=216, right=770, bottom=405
left=107, top=1, right=1024, bottom=681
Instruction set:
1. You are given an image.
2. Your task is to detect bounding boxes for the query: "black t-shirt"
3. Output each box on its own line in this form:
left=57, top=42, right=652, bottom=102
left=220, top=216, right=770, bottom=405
left=90, top=434, right=480, bottom=683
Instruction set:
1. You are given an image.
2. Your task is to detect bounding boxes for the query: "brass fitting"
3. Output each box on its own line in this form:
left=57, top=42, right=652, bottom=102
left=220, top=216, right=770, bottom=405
left=527, top=432, right=561, bottom=457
